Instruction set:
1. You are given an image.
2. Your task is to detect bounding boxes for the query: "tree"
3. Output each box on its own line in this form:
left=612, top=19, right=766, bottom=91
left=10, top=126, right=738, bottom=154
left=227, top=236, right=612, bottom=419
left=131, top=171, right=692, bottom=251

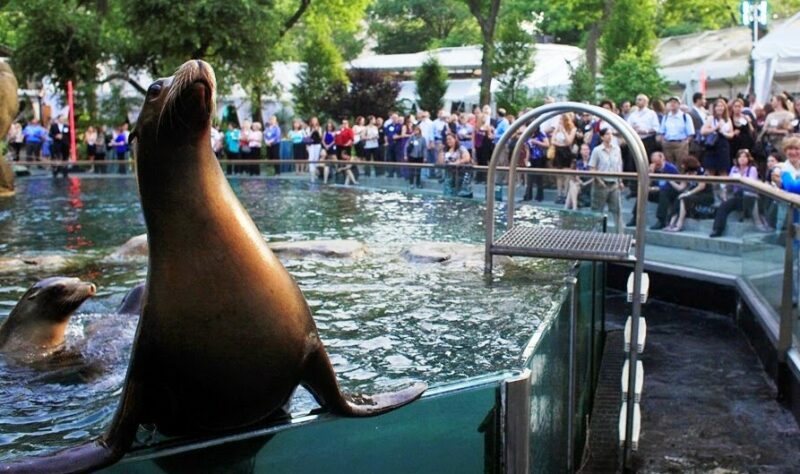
left=600, top=0, right=657, bottom=70
left=289, top=0, right=372, bottom=60
left=464, top=0, right=503, bottom=106
left=291, top=27, right=349, bottom=120
left=367, top=0, right=480, bottom=54
left=340, top=70, right=400, bottom=119
left=493, top=14, right=536, bottom=115
left=415, top=57, right=449, bottom=115
left=600, top=50, right=668, bottom=106
left=567, top=61, right=597, bottom=103
left=10, top=0, right=103, bottom=89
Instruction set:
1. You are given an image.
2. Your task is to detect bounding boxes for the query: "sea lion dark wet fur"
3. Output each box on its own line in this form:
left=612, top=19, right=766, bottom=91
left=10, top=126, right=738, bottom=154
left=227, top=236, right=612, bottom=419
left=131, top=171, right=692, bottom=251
left=0, top=60, right=425, bottom=473
left=116, top=282, right=145, bottom=315
left=0, top=277, right=96, bottom=364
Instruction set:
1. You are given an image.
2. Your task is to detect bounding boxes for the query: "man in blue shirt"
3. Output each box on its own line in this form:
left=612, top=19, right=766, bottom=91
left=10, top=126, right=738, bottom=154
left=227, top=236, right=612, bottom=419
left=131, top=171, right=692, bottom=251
left=384, top=113, right=400, bottom=177
left=22, top=118, right=46, bottom=161
left=263, top=115, right=282, bottom=175
left=493, top=108, right=509, bottom=145
left=658, top=96, right=694, bottom=164
left=627, top=151, right=680, bottom=229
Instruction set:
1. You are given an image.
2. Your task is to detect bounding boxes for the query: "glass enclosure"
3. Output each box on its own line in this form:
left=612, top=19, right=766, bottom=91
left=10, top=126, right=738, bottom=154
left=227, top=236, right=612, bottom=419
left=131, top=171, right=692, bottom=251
left=97, top=260, right=604, bottom=473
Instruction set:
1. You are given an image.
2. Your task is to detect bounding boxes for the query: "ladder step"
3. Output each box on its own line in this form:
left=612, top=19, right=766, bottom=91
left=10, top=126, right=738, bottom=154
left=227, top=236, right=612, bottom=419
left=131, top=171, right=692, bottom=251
left=618, top=402, right=642, bottom=451
left=491, top=226, right=635, bottom=262
left=621, top=360, right=644, bottom=403
left=624, top=317, right=647, bottom=354
left=627, top=272, right=650, bottom=303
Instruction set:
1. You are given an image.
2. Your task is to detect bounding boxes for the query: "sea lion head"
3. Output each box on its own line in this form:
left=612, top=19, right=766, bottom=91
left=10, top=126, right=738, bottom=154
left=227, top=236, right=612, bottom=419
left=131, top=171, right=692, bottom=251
left=0, top=277, right=96, bottom=358
left=132, top=60, right=216, bottom=156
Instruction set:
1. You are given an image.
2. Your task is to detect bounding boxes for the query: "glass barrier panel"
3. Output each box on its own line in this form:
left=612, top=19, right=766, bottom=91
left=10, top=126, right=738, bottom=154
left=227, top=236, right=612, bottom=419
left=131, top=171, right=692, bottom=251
left=741, top=194, right=787, bottom=316
left=523, top=261, right=601, bottom=473
left=101, top=374, right=512, bottom=473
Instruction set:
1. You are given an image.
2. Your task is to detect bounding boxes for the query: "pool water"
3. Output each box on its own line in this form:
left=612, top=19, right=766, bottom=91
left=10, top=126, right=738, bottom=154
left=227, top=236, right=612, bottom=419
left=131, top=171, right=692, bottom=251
left=0, top=176, right=587, bottom=460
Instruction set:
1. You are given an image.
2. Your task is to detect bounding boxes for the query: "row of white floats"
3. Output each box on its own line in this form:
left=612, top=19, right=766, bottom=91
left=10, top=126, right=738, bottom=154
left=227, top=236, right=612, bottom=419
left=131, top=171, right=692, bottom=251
left=620, top=272, right=650, bottom=452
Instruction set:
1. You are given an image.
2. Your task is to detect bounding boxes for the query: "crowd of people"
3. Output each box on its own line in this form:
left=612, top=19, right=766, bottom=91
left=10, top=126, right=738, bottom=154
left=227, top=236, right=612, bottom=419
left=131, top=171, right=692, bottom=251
left=6, top=117, right=133, bottom=176
left=6, top=90, right=800, bottom=237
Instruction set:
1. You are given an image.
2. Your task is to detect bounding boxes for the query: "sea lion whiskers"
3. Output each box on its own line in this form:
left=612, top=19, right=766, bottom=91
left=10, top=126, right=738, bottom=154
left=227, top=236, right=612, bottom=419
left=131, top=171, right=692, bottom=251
left=155, top=61, right=215, bottom=138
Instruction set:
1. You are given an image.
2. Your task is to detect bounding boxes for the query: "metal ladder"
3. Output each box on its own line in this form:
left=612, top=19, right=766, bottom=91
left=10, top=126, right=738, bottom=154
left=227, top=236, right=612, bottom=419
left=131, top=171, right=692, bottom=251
left=483, top=102, right=650, bottom=472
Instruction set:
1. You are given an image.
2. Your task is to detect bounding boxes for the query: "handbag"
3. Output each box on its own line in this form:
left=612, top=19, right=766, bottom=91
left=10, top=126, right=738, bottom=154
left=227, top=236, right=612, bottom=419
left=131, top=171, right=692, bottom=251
left=703, top=132, right=718, bottom=149
left=546, top=145, right=556, bottom=160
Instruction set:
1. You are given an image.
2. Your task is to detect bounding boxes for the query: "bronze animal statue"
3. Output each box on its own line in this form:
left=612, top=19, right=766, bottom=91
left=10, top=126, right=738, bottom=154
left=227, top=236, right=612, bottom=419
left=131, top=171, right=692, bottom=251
left=0, top=60, right=425, bottom=473
left=0, top=61, right=18, bottom=197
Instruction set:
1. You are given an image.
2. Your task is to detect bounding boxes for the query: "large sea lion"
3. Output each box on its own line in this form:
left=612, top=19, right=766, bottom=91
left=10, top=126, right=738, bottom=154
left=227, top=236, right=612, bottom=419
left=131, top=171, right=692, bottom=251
left=0, top=61, right=18, bottom=197
left=0, top=277, right=96, bottom=364
left=0, top=60, right=425, bottom=473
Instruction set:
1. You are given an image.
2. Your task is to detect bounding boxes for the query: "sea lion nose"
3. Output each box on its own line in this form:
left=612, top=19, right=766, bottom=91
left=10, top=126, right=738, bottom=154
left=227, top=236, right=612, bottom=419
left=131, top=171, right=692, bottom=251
left=88, top=283, right=97, bottom=296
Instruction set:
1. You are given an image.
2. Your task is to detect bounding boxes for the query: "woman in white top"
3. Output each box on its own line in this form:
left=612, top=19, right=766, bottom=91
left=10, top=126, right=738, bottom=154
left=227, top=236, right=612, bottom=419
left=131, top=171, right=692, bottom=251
left=84, top=126, right=97, bottom=164
left=764, top=93, right=796, bottom=156
left=439, top=133, right=474, bottom=197
left=362, top=115, right=380, bottom=177
left=247, top=122, right=263, bottom=176
left=551, top=113, right=577, bottom=203
left=700, top=98, right=734, bottom=199
left=8, top=122, right=23, bottom=161
left=306, top=117, right=322, bottom=181
left=238, top=121, right=252, bottom=175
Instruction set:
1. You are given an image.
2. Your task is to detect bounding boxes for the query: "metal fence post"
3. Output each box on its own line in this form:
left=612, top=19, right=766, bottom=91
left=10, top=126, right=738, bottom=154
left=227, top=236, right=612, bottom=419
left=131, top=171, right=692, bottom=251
left=779, top=207, right=796, bottom=361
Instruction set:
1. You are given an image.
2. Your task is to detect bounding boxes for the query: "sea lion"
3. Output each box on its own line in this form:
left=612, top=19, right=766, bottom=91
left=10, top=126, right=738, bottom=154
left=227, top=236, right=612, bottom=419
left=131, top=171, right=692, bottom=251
left=0, top=60, right=425, bottom=473
left=0, top=61, right=18, bottom=197
left=0, top=277, right=96, bottom=364
left=115, top=282, right=146, bottom=315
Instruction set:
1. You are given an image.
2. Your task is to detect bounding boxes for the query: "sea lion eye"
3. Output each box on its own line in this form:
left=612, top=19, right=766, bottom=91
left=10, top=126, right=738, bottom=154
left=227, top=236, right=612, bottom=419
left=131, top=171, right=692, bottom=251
left=147, top=82, right=162, bottom=97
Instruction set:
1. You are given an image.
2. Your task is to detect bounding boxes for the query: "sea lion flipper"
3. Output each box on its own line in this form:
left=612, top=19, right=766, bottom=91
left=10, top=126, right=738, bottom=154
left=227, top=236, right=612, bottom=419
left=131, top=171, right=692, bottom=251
left=300, top=345, right=426, bottom=417
left=0, top=440, right=119, bottom=474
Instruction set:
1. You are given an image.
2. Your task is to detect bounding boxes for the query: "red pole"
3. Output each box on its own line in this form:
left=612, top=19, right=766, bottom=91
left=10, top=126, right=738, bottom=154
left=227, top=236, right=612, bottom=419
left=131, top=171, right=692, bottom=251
left=67, top=80, right=77, bottom=162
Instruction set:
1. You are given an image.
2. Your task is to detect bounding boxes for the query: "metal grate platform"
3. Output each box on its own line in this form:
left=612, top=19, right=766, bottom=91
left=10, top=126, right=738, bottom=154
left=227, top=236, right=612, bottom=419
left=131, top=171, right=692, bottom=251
left=492, top=226, right=635, bottom=262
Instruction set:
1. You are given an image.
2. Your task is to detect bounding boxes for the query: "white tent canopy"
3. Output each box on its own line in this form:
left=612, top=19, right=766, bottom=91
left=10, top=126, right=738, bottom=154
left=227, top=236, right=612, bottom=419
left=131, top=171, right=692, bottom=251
left=379, top=44, right=584, bottom=109
left=753, top=11, right=800, bottom=103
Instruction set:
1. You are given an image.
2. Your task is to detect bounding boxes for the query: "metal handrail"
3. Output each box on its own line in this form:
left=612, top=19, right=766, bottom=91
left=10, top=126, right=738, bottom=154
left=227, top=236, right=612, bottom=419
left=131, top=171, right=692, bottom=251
left=481, top=102, right=650, bottom=471
left=12, top=159, right=800, bottom=208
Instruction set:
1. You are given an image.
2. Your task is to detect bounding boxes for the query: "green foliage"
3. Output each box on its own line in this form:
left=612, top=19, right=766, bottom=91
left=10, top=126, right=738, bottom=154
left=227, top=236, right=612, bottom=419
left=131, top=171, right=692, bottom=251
left=567, top=61, right=597, bottom=103
left=367, top=0, right=480, bottom=54
left=600, top=50, right=668, bottom=106
left=114, top=0, right=276, bottom=90
left=600, top=0, right=657, bottom=69
left=495, top=85, right=532, bottom=116
left=415, top=57, right=449, bottom=114
left=10, top=0, right=103, bottom=89
left=339, top=70, right=400, bottom=119
left=0, top=8, right=22, bottom=51
left=294, top=0, right=372, bottom=60
left=98, top=84, right=138, bottom=126
left=522, top=0, right=602, bottom=45
left=494, top=14, right=536, bottom=105
left=291, top=28, right=349, bottom=120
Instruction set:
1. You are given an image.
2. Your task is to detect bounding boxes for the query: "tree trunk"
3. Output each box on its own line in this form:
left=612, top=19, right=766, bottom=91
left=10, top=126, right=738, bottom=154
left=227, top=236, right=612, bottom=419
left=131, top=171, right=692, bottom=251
left=465, top=0, right=501, bottom=107
left=479, top=37, right=494, bottom=106
left=251, top=86, right=263, bottom=124
left=586, top=23, right=600, bottom=78
left=598, top=0, right=615, bottom=72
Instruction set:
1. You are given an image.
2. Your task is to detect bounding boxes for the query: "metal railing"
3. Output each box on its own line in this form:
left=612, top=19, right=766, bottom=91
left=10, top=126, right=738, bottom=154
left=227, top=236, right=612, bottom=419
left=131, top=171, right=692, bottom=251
left=8, top=152, right=800, bottom=470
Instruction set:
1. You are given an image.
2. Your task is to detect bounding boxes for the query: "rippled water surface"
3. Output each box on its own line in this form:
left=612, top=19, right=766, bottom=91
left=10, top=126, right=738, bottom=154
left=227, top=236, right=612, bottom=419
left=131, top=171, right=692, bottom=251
left=0, top=176, right=588, bottom=460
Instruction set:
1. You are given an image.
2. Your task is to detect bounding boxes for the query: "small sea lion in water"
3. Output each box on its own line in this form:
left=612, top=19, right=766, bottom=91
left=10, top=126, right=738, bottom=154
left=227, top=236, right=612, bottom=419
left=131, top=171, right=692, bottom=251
left=0, top=277, right=96, bottom=364
left=0, top=60, right=425, bottom=473
left=116, top=282, right=146, bottom=315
